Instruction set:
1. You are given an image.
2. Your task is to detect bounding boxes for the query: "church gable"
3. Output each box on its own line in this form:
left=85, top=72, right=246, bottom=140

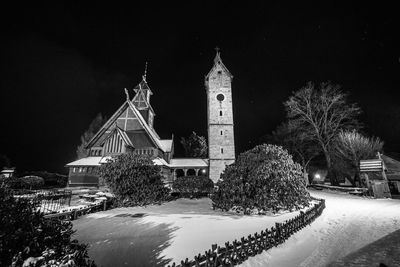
left=101, top=127, right=133, bottom=155
left=116, top=105, right=143, bottom=131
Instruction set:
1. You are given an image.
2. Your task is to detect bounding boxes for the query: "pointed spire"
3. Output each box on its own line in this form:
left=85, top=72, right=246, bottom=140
left=142, top=61, right=148, bottom=82
left=214, top=46, right=221, bottom=63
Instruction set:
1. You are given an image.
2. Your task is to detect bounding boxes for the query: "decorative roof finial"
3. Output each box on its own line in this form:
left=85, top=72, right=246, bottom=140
left=142, top=61, right=148, bottom=82
left=214, top=46, right=221, bottom=63
left=124, top=88, right=130, bottom=101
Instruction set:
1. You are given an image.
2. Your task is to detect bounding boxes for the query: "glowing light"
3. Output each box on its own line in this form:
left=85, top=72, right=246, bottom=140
left=315, top=173, right=321, bottom=179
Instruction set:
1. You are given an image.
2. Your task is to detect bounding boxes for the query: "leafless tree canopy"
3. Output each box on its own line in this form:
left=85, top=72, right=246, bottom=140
left=333, top=130, right=383, bottom=185
left=284, top=81, right=362, bottom=185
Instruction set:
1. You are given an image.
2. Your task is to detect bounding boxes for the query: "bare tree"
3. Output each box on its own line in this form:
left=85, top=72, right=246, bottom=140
left=284, top=81, right=362, bottom=185
left=333, top=130, right=383, bottom=186
left=263, top=122, right=319, bottom=173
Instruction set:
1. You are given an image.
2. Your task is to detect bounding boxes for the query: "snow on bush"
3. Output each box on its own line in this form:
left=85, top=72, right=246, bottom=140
left=172, top=175, right=214, bottom=198
left=0, top=187, right=96, bottom=267
left=212, top=144, right=311, bottom=214
left=99, top=154, right=170, bottom=206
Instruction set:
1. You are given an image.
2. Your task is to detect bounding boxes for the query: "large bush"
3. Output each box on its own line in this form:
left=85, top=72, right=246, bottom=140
left=99, top=153, right=170, bottom=206
left=172, top=175, right=214, bottom=198
left=0, top=176, right=45, bottom=189
left=0, top=187, right=95, bottom=267
left=211, top=144, right=311, bottom=214
left=25, top=171, right=68, bottom=188
left=20, top=176, right=45, bottom=189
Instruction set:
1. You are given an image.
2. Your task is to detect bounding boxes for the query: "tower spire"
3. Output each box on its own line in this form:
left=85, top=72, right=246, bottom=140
left=214, top=46, right=221, bottom=63
left=142, top=61, right=148, bottom=82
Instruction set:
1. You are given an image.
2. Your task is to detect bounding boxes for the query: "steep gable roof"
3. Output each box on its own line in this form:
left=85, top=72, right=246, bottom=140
left=100, top=126, right=134, bottom=148
left=86, top=101, right=132, bottom=148
left=205, top=51, right=233, bottom=80
left=86, top=97, right=172, bottom=153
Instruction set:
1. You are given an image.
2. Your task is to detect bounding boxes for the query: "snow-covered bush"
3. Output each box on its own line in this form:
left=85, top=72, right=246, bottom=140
left=0, top=187, right=95, bottom=267
left=99, top=154, right=170, bottom=206
left=211, top=144, right=311, bottom=214
left=172, top=175, right=214, bottom=198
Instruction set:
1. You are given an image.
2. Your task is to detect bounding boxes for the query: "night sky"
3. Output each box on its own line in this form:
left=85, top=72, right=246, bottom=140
left=1, top=2, right=399, bottom=173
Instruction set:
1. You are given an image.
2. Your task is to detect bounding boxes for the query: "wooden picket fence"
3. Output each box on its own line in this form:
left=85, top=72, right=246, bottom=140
left=12, top=189, right=73, bottom=214
left=168, top=198, right=325, bottom=267
left=44, top=200, right=112, bottom=221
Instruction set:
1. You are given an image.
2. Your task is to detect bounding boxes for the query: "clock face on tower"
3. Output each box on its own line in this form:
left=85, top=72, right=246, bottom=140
left=216, top=94, right=225, bottom=101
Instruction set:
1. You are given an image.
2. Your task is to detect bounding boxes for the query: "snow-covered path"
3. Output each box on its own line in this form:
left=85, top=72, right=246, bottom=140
left=240, top=189, right=400, bottom=267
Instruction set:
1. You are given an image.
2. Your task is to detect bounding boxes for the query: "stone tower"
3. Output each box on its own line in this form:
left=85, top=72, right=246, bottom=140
left=205, top=49, right=235, bottom=183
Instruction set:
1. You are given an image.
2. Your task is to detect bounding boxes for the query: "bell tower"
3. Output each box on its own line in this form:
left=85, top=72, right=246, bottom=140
left=205, top=48, right=235, bottom=182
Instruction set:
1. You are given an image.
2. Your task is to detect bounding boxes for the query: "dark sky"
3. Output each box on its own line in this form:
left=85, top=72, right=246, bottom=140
left=1, top=2, right=400, bottom=173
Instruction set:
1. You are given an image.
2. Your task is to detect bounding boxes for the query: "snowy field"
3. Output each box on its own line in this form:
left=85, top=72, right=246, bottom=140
left=72, top=197, right=309, bottom=266
left=72, top=189, right=400, bottom=266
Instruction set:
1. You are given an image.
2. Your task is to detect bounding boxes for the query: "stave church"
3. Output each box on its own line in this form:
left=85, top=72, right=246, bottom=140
left=66, top=50, right=235, bottom=186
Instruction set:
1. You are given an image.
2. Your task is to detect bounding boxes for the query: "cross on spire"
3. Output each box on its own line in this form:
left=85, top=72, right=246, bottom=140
left=214, top=46, right=220, bottom=53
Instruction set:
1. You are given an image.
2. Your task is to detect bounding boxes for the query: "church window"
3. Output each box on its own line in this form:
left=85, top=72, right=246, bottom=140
left=216, top=94, right=225, bottom=101
left=220, top=130, right=223, bottom=135
left=217, top=71, right=222, bottom=75
left=73, top=167, right=76, bottom=173
left=221, top=148, right=224, bottom=154
left=79, top=167, right=83, bottom=173
left=220, top=110, right=223, bottom=116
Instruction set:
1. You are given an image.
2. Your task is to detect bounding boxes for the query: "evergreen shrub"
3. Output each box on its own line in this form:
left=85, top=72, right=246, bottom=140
left=172, top=175, right=214, bottom=198
left=0, top=187, right=95, bottom=267
left=20, top=176, right=45, bottom=189
left=99, top=153, right=170, bottom=206
left=211, top=144, right=311, bottom=214
left=0, top=177, right=23, bottom=188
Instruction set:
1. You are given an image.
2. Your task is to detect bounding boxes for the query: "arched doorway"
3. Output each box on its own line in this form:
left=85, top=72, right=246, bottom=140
left=187, top=169, right=196, bottom=176
left=175, top=169, right=185, bottom=178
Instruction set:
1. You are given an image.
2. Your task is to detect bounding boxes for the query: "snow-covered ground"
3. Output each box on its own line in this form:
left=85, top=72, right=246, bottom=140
left=72, top=190, right=400, bottom=266
left=240, top=189, right=400, bottom=267
left=72, top=197, right=310, bottom=266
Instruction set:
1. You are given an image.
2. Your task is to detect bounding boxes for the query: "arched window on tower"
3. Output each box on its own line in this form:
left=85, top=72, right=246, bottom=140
left=220, top=111, right=223, bottom=116
left=221, top=148, right=224, bottom=154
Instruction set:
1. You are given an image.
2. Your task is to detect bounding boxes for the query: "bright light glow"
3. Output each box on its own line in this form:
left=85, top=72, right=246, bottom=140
left=315, top=173, right=321, bottom=179
left=201, top=169, right=206, bottom=174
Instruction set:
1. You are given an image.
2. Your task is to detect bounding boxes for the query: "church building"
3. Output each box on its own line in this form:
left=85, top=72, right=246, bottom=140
left=66, top=50, right=235, bottom=186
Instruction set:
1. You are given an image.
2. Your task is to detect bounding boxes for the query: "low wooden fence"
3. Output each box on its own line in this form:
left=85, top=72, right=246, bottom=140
left=12, top=189, right=73, bottom=214
left=168, top=198, right=325, bottom=267
left=44, top=200, right=113, bottom=221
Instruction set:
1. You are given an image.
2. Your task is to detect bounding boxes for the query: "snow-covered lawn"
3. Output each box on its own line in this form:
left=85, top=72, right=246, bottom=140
left=72, top=197, right=310, bottom=266
left=72, top=190, right=400, bottom=266
left=240, top=189, right=400, bottom=267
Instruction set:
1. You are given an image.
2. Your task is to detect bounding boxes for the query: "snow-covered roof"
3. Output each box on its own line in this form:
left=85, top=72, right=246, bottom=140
left=67, top=156, right=167, bottom=167
left=169, top=158, right=209, bottom=168
left=66, top=157, right=103, bottom=166
left=159, top=140, right=173, bottom=153
left=153, top=157, right=169, bottom=166
left=99, top=156, right=113, bottom=164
